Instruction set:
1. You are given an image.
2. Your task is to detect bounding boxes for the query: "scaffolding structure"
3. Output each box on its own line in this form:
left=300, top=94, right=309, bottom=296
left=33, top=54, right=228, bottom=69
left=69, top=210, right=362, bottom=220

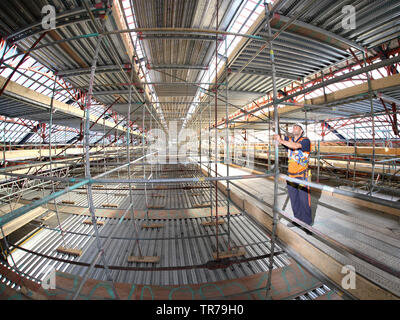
left=0, top=0, right=399, bottom=301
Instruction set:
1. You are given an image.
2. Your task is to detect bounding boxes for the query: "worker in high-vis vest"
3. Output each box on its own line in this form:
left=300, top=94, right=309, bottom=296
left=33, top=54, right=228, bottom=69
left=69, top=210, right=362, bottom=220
left=273, top=123, right=313, bottom=228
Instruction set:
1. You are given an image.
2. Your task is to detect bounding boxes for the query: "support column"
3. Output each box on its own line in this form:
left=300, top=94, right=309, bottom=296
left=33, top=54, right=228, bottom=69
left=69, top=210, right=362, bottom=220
left=264, top=0, right=279, bottom=299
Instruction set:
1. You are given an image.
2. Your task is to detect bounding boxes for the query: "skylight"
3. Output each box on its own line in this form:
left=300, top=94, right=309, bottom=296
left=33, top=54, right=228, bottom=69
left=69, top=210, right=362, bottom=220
left=0, top=40, right=138, bottom=144
left=121, top=0, right=167, bottom=129
left=0, top=41, right=121, bottom=121
left=181, top=0, right=266, bottom=130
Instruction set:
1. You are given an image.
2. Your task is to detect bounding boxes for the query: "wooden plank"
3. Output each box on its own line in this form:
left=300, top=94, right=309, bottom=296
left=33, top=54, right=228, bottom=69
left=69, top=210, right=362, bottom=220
left=18, top=199, right=240, bottom=220
left=48, top=30, right=87, bottom=67
left=56, top=246, right=82, bottom=257
left=142, top=223, right=164, bottom=229
left=193, top=203, right=211, bottom=208
left=266, top=73, right=400, bottom=119
left=127, top=256, right=160, bottom=263
left=147, top=205, right=165, bottom=209
left=40, top=211, right=55, bottom=222
left=325, top=191, right=400, bottom=217
left=121, top=185, right=136, bottom=190
left=227, top=163, right=400, bottom=217
left=315, top=145, right=400, bottom=156
left=0, top=145, right=136, bottom=163
left=305, top=73, right=400, bottom=106
left=101, top=203, right=118, bottom=208
left=201, top=219, right=225, bottom=226
left=83, top=219, right=104, bottom=226
left=212, top=248, right=246, bottom=260
left=0, top=205, right=47, bottom=239
left=61, top=200, right=75, bottom=205
left=0, top=76, right=127, bottom=134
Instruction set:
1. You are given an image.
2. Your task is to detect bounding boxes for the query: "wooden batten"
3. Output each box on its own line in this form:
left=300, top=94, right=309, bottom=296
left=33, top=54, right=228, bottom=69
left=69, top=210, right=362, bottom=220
left=127, top=256, right=160, bottom=263
left=121, top=185, right=136, bottom=190
left=56, top=246, right=82, bottom=257
left=142, top=223, right=164, bottom=229
left=147, top=205, right=165, bottom=209
left=193, top=203, right=211, bottom=208
left=0, top=204, right=47, bottom=239
left=101, top=203, right=118, bottom=208
left=40, top=212, right=55, bottom=222
left=61, top=200, right=75, bottom=205
left=201, top=219, right=225, bottom=226
left=83, top=219, right=104, bottom=226
left=212, top=248, right=246, bottom=260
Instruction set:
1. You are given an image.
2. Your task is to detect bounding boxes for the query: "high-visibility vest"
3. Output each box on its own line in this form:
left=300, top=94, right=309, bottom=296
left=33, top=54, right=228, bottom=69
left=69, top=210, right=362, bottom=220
left=287, top=136, right=310, bottom=177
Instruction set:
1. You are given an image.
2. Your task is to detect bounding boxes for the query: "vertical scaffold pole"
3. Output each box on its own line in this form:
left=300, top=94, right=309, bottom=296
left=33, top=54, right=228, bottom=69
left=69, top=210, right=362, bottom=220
left=127, top=55, right=142, bottom=257
left=264, top=0, right=279, bottom=299
left=214, top=0, right=220, bottom=258
left=363, top=50, right=376, bottom=195
left=208, top=66, right=213, bottom=230
left=200, top=107, right=202, bottom=169
left=224, top=34, right=231, bottom=248
left=48, top=75, right=67, bottom=248
left=73, top=25, right=119, bottom=299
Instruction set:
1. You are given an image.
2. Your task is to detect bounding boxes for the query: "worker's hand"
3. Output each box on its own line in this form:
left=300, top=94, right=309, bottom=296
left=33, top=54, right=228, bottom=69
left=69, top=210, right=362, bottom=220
left=273, top=134, right=282, bottom=143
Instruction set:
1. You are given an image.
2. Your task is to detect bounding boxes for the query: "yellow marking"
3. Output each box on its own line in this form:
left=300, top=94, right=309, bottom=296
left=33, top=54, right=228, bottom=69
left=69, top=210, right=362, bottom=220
left=11, top=228, right=43, bottom=254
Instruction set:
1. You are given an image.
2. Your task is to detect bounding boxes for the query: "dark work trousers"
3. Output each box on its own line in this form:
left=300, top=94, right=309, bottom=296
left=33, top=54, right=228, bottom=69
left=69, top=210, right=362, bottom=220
left=286, top=174, right=312, bottom=225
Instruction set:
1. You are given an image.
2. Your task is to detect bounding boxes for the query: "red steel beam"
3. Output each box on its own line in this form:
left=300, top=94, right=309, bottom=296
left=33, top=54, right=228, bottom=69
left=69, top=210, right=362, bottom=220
left=89, top=97, right=120, bottom=130
left=0, top=32, right=48, bottom=96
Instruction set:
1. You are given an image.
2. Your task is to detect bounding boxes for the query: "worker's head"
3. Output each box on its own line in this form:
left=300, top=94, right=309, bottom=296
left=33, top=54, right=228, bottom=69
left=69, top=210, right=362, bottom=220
left=292, top=123, right=304, bottom=136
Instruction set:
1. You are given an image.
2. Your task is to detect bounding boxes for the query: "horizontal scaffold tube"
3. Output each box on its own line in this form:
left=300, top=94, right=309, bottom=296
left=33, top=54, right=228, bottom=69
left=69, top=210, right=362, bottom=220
left=1, top=171, right=275, bottom=184
left=0, top=178, right=90, bottom=228
left=0, top=153, right=151, bottom=228
left=280, top=174, right=400, bottom=211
